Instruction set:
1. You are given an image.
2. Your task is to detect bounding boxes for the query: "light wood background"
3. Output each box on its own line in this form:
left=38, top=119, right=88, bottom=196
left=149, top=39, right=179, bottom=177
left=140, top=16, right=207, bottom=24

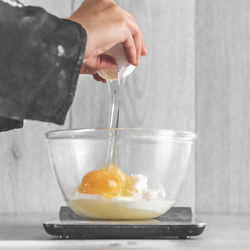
left=196, top=0, right=250, bottom=214
left=0, top=0, right=249, bottom=215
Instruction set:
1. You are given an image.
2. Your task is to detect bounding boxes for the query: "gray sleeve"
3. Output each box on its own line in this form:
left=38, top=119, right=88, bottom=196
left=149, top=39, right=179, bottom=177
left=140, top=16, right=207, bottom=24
left=0, top=1, right=87, bottom=131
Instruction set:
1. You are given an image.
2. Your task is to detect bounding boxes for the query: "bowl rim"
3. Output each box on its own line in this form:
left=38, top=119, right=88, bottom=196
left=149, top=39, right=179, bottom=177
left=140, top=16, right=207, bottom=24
left=45, top=128, right=196, bottom=141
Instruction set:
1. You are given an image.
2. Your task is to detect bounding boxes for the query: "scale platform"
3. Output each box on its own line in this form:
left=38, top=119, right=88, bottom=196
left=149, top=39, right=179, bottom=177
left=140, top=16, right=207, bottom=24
left=43, top=206, right=206, bottom=239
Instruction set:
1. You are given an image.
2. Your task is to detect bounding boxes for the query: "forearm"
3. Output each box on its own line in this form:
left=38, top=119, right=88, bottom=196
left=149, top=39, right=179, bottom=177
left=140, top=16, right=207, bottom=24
left=0, top=1, right=86, bottom=130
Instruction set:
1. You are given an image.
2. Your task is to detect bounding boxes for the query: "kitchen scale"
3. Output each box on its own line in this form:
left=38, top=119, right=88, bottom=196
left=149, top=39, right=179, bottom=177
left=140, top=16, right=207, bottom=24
left=43, top=206, right=206, bottom=239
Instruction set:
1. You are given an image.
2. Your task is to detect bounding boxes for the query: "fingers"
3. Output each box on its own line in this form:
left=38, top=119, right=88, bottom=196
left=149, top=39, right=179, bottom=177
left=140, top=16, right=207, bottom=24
left=98, top=54, right=117, bottom=69
left=93, top=73, right=106, bottom=83
left=141, top=38, right=147, bottom=55
left=124, top=15, right=147, bottom=65
left=133, top=34, right=141, bottom=65
left=80, top=64, right=97, bottom=74
left=81, top=54, right=116, bottom=84
left=81, top=54, right=117, bottom=74
left=125, top=11, right=147, bottom=56
left=122, top=32, right=137, bottom=65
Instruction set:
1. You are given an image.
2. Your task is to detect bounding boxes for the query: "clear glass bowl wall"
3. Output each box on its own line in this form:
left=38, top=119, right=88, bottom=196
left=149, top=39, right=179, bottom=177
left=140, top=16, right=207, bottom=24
left=46, top=128, right=196, bottom=219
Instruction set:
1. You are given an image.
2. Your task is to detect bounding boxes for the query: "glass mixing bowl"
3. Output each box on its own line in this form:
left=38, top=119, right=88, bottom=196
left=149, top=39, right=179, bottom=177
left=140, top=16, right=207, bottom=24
left=46, top=128, right=196, bottom=220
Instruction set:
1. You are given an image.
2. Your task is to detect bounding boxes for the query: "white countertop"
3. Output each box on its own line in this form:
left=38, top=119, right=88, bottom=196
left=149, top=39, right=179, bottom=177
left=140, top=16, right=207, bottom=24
left=0, top=213, right=250, bottom=249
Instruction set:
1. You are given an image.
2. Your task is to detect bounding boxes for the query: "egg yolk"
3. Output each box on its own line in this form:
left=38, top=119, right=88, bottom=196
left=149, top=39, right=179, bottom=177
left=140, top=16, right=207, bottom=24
left=78, top=164, right=135, bottom=199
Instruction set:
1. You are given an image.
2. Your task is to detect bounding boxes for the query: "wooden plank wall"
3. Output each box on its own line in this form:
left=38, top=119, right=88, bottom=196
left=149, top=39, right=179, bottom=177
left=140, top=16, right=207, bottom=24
left=0, top=0, right=195, bottom=213
left=196, top=0, right=250, bottom=214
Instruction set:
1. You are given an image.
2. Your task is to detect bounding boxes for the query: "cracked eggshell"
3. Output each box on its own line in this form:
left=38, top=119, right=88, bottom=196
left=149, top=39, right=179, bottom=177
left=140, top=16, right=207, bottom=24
left=97, top=44, right=136, bottom=80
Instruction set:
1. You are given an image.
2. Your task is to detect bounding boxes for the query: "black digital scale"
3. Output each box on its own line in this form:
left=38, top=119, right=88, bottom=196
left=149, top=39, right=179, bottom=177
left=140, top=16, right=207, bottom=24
left=43, top=206, right=206, bottom=239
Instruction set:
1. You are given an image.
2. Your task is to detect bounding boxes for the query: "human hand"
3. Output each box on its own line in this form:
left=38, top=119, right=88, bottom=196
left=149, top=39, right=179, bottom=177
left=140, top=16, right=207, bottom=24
left=68, top=0, right=147, bottom=81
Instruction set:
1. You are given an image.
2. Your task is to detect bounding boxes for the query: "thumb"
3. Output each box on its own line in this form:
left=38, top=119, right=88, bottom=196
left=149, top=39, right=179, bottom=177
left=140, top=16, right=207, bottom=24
left=80, top=55, right=117, bottom=74
left=94, top=54, right=117, bottom=69
left=83, top=54, right=117, bottom=70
